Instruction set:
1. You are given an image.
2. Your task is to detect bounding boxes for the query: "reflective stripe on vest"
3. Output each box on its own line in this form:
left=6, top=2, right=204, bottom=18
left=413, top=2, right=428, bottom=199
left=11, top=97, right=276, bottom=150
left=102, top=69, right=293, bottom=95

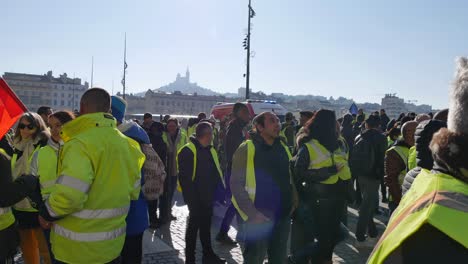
left=367, top=170, right=468, bottom=263
left=231, top=140, right=292, bottom=221
left=53, top=224, right=126, bottom=242
left=176, top=142, right=225, bottom=190
left=56, top=175, right=91, bottom=193
left=304, top=139, right=351, bottom=184
left=71, top=206, right=130, bottom=219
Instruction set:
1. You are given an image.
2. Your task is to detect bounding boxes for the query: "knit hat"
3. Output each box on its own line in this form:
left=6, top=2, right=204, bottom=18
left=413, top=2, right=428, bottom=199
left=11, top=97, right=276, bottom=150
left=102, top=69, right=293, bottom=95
left=448, top=57, right=468, bottom=135
left=111, top=96, right=127, bottom=123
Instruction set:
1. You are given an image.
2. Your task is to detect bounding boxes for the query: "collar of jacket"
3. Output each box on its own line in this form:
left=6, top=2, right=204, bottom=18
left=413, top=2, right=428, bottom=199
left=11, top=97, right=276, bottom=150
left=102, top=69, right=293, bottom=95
left=47, top=138, right=62, bottom=151
left=394, top=139, right=411, bottom=149
left=229, top=118, right=247, bottom=129
left=61, top=112, right=117, bottom=143
left=189, top=136, right=212, bottom=150
left=248, top=130, right=282, bottom=148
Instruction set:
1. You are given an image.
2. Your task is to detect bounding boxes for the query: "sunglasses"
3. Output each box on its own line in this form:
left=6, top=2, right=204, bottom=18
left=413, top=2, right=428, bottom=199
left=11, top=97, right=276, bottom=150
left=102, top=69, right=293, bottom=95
left=18, top=123, right=36, bottom=130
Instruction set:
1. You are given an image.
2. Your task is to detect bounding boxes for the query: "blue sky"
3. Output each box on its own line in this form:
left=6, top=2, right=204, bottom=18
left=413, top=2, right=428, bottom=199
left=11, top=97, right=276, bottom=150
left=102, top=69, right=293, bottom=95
left=2, top=0, right=467, bottom=109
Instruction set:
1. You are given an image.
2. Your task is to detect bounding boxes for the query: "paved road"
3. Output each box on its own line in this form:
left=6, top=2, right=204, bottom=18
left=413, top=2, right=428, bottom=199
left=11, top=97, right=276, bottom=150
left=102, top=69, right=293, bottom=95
left=14, top=193, right=389, bottom=264
left=142, top=193, right=390, bottom=264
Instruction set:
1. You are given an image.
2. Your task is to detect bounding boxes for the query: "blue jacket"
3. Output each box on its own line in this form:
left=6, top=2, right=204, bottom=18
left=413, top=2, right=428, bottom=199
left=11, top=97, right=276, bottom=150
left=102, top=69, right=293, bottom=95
left=118, top=121, right=149, bottom=236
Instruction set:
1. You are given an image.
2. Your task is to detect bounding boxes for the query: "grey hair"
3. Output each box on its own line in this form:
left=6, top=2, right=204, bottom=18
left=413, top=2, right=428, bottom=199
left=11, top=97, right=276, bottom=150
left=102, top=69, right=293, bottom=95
left=449, top=57, right=468, bottom=134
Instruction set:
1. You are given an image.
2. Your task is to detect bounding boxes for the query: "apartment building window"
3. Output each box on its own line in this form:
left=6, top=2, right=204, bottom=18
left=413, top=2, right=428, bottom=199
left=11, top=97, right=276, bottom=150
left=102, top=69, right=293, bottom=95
left=61, top=100, right=64, bottom=106
left=54, top=100, right=57, bottom=105
left=62, top=93, right=65, bottom=98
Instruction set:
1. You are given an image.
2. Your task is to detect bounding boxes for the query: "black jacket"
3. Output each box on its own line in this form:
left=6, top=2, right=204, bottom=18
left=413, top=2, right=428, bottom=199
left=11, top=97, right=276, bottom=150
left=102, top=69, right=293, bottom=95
left=380, top=114, right=390, bottom=132
left=0, top=139, right=38, bottom=259
left=350, top=129, right=387, bottom=179
left=178, top=137, right=221, bottom=207
left=148, top=132, right=167, bottom=166
left=224, top=119, right=247, bottom=175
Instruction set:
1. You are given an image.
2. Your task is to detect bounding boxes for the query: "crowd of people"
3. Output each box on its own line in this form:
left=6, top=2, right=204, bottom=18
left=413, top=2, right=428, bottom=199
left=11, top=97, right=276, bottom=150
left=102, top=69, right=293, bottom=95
left=1, top=58, right=468, bottom=264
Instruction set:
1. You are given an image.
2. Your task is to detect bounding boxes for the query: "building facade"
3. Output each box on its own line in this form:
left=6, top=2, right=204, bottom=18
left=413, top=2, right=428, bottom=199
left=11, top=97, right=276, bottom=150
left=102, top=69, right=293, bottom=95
left=2, top=71, right=88, bottom=111
left=381, top=94, right=406, bottom=119
left=124, top=90, right=226, bottom=116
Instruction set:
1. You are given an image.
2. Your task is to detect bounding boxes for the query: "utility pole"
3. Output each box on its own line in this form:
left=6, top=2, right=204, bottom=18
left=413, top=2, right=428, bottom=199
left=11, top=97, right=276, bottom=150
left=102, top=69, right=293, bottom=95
left=122, top=33, right=127, bottom=99
left=244, top=0, right=255, bottom=100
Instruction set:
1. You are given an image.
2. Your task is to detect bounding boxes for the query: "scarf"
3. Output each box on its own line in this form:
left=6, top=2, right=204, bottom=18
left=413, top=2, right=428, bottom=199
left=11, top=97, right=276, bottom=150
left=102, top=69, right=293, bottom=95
left=12, top=136, right=41, bottom=210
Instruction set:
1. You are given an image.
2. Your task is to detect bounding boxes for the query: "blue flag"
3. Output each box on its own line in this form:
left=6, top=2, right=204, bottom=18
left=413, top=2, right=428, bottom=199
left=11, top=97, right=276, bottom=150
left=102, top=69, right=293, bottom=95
left=349, top=103, right=358, bottom=115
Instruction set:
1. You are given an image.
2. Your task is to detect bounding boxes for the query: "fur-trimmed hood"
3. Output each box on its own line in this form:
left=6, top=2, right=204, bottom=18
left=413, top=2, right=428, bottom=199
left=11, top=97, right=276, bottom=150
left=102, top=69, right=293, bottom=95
left=430, top=128, right=468, bottom=183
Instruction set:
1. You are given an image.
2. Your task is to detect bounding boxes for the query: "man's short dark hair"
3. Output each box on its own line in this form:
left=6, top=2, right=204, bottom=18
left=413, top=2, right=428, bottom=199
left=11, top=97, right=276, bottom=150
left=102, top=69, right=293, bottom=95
left=80, top=88, right=111, bottom=113
left=299, top=111, right=314, bottom=119
left=37, top=106, right=52, bottom=116
left=366, top=115, right=381, bottom=128
left=196, top=122, right=212, bottom=138
left=144, top=113, right=153, bottom=120
left=232, top=103, right=248, bottom=117
left=197, top=112, right=207, bottom=120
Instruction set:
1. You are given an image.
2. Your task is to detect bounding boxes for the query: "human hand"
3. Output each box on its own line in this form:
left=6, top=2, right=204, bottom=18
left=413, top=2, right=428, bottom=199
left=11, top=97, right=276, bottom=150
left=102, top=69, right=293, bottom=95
left=39, top=215, right=53, bottom=230
left=250, top=211, right=270, bottom=224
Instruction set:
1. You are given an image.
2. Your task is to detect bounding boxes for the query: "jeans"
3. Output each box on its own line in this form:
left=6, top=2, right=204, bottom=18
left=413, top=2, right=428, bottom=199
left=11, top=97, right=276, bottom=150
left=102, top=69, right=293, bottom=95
left=160, top=176, right=177, bottom=221
left=185, top=202, right=216, bottom=262
left=292, top=223, right=349, bottom=263
left=290, top=203, right=316, bottom=264
left=243, top=216, right=291, bottom=264
left=120, top=233, right=143, bottom=264
left=147, top=199, right=159, bottom=224
left=355, top=177, right=379, bottom=241
left=312, top=198, right=346, bottom=263
left=219, top=203, right=236, bottom=234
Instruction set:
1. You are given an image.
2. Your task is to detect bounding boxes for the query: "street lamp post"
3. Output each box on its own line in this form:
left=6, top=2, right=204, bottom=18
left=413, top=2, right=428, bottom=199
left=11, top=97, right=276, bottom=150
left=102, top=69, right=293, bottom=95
left=244, top=0, right=255, bottom=100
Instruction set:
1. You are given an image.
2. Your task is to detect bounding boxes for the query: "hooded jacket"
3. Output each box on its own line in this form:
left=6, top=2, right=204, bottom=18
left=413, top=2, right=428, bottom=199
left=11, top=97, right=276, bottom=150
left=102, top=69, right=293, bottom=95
left=402, top=120, right=446, bottom=195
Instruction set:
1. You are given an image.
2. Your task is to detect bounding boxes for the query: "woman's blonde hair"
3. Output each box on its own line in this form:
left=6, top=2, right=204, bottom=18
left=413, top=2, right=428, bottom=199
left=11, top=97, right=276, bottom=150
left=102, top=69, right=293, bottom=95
left=14, top=112, right=50, bottom=141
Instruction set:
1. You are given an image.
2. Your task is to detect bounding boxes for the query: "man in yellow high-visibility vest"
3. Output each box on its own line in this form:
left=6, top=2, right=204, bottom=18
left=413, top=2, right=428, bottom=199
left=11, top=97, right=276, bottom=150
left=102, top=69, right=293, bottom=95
left=368, top=56, right=468, bottom=264
left=36, top=88, right=145, bottom=264
left=178, top=122, right=226, bottom=264
left=384, top=121, right=417, bottom=214
left=231, top=112, right=298, bottom=264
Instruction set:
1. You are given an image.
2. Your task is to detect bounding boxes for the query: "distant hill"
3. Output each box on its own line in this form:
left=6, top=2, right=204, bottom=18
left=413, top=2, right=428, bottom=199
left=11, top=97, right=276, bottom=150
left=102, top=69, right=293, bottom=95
left=157, top=84, right=219, bottom=96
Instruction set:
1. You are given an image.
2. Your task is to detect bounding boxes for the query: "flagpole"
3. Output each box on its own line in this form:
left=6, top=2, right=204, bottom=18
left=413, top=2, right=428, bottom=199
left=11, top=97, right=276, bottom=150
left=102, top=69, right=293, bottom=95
left=91, top=56, right=94, bottom=88
left=122, top=33, right=127, bottom=99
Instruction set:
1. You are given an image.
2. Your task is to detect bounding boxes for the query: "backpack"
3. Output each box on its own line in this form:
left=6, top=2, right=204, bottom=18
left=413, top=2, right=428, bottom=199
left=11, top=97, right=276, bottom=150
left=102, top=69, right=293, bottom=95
left=140, top=143, right=167, bottom=200
left=350, top=134, right=376, bottom=177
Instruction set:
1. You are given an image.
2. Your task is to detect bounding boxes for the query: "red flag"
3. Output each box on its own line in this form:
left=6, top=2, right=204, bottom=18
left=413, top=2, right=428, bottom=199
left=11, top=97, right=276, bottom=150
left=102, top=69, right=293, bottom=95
left=0, top=78, right=27, bottom=139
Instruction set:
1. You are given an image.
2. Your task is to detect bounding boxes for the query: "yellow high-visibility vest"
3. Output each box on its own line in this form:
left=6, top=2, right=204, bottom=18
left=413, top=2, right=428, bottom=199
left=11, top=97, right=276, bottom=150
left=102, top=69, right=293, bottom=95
left=176, top=141, right=225, bottom=191
left=304, top=139, right=351, bottom=184
left=0, top=148, right=15, bottom=231
left=231, top=140, right=292, bottom=221
left=368, top=169, right=468, bottom=263
left=47, top=113, right=145, bottom=264
left=387, top=145, right=409, bottom=201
